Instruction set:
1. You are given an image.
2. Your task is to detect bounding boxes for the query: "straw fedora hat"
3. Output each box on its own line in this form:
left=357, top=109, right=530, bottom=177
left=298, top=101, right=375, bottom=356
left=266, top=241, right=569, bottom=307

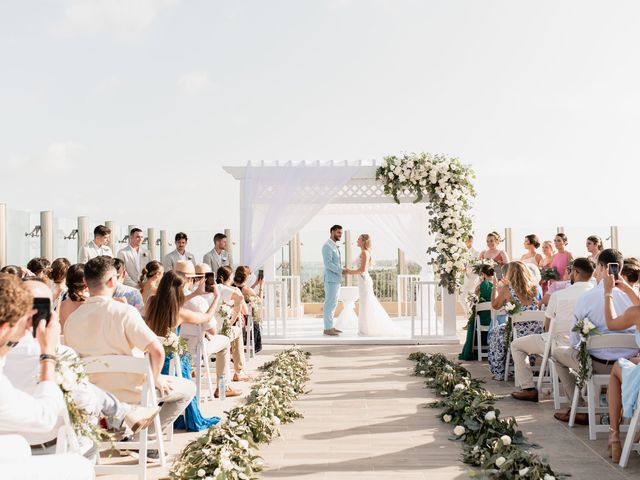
left=174, top=260, right=202, bottom=278
left=194, top=263, right=212, bottom=276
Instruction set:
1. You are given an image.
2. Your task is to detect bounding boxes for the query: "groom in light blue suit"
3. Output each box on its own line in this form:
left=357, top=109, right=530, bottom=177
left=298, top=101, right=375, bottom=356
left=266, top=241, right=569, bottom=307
left=322, top=225, right=345, bottom=336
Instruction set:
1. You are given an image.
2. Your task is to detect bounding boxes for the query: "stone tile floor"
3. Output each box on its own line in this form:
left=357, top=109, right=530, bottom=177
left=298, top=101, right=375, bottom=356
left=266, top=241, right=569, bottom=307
left=101, top=343, right=640, bottom=479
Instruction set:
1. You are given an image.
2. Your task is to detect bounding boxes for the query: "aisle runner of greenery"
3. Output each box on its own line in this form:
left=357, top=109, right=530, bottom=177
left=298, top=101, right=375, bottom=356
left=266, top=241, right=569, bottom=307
left=170, top=348, right=311, bottom=480
left=409, top=352, right=564, bottom=479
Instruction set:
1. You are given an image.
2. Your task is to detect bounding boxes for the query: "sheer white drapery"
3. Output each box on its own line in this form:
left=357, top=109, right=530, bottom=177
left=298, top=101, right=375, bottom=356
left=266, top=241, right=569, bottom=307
left=241, top=161, right=361, bottom=271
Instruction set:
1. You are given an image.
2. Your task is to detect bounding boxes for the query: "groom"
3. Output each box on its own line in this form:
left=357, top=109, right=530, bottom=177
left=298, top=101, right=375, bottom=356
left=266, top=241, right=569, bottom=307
left=322, top=225, right=346, bottom=336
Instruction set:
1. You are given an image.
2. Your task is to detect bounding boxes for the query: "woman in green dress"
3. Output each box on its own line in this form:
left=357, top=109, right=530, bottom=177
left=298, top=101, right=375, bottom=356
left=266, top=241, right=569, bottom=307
left=459, top=264, right=494, bottom=360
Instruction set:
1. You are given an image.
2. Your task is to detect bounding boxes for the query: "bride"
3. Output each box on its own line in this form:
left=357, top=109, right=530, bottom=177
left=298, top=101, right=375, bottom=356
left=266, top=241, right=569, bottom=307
left=344, top=234, right=403, bottom=337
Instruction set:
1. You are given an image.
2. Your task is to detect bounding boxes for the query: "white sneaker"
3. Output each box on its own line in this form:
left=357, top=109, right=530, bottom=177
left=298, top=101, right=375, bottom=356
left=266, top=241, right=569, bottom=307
left=124, top=406, right=160, bottom=435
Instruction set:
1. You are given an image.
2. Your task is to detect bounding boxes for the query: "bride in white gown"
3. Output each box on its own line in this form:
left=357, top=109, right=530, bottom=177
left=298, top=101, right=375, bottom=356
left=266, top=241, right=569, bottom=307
left=345, top=234, right=403, bottom=337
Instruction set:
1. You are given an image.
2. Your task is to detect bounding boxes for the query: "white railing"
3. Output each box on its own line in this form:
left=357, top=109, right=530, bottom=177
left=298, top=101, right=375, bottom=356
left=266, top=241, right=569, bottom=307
left=396, top=274, right=421, bottom=317
left=275, top=275, right=302, bottom=317
left=263, top=279, right=288, bottom=338
left=410, top=280, right=442, bottom=338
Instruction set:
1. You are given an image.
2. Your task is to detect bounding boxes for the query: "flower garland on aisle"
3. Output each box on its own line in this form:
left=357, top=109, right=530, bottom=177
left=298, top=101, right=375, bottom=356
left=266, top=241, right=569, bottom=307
left=170, top=347, right=311, bottom=480
left=409, top=352, right=563, bottom=479
left=376, top=152, right=476, bottom=294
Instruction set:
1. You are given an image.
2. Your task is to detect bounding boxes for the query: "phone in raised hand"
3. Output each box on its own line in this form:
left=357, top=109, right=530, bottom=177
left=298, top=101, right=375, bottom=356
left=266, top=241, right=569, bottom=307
left=32, top=297, right=51, bottom=338
left=608, top=262, right=620, bottom=281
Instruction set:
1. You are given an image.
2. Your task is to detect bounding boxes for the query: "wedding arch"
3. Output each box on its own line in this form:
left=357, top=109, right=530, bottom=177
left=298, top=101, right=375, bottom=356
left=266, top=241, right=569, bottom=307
left=224, top=155, right=474, bottom=344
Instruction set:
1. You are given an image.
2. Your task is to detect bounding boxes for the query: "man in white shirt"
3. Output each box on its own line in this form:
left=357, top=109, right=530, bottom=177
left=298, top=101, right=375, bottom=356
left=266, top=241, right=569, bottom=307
left=0, top=273, right=93, bottom=479
left=112, top=258, right=144, bottom=312
left=163, top=232, right=196, bottom=272
left=78, top=225, right=113, bottom=263
left=203, top=233, right=234, bottom=274
left=117, top=227, right=152, bottom=288
left=552, top=249, right=639, bottom=424
left=510, top=258, right=595, bottom=402
left=175, top=262, right=240, bottom=398
left=4, top=280, right=158, bottom=453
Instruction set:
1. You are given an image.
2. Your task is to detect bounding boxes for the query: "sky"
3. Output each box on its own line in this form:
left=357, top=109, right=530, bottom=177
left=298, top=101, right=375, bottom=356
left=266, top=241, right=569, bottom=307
left=2, top=0, right=640, bottom=261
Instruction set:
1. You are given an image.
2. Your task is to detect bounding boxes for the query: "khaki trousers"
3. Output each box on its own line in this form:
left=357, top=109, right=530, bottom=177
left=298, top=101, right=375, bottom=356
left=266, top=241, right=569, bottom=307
left=511, top=334, right=546, bottom=389
left=226, top=324, right=246, bottom=375
left=551, top=345, right=613, bottom=405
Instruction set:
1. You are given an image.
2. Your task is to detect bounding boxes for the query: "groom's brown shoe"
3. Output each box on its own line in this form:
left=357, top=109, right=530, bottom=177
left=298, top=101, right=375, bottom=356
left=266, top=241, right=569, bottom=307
left=323, top=329, right=339, bottom=336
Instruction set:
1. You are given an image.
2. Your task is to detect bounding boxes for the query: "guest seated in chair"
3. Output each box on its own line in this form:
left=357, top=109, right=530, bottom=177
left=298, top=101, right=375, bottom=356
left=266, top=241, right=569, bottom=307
left=510, top=258, right=595, bottom=402
left=232, top=266, right=263, bottom=354
left=63, top=256, right=196, bottom=462
left=0, top=273, right=94, bottom=479
left=551, top=249, right=639, bottom=426
left=459, top=264, right=494, bottom=361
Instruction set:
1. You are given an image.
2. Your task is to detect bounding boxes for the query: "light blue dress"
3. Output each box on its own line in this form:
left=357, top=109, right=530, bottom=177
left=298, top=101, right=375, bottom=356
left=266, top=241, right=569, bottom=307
left=619, top=330, right=640, bottom=418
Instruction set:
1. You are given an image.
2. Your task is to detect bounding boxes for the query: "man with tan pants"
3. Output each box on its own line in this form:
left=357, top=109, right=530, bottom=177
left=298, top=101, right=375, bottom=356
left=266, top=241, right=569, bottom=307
left=510, top=258, right=595, bottom=402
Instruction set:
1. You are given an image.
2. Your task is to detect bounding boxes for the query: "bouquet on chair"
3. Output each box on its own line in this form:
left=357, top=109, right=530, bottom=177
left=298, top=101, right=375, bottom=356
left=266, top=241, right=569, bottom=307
left=218, top=301, right=235, bottom=338
left=55, top=351, right=113, bottom=445
left=162, top=331, right=189, bottom=360
left=571, top=317, right=601, bottom=389
left=248, top=295, right=263, bottom=325
left=503, top=299, right=523, bottom=353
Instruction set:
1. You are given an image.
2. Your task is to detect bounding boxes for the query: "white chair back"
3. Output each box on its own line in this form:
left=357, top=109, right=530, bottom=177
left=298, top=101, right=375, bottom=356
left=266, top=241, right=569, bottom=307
left=475, top=302, right=492, bottom=313
left=511, top=310, right=545, bottom=324
left=587, top=333, right=639, bottom=350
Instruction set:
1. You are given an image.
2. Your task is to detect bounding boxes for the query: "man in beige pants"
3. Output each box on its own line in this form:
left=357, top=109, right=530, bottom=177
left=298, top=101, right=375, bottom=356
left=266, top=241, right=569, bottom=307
left=510, top=258, right=595, bottom=402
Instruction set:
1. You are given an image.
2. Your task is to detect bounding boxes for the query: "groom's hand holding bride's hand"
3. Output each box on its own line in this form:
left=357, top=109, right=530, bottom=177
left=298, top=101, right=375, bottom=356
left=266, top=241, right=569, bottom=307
left=342, top=268, right=348, bottom=275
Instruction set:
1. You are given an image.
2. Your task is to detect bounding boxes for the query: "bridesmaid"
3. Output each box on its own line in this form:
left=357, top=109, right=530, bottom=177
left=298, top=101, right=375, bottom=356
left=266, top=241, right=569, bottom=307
left=586, top=235, right=604, bottom=263
left=520, top=234, right=543, bottom=266
left=551, top=233, right=573, bottom=281
left=479, top=232, right=510, bottom=279
left=540, top=240, right=555, bottom=268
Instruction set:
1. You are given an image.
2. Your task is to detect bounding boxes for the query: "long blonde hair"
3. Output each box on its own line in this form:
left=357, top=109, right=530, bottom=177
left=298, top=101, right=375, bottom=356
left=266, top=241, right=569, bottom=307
left=505, top=261, right=538, bottom=303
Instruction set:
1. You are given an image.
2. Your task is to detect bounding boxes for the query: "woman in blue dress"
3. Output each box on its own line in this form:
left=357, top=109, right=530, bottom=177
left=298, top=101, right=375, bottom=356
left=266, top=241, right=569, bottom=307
left=603, top=266, right=640, bottom=463
left=488, top=261, right=543, bottom=380
left=145, top=270, right=222, bottom=431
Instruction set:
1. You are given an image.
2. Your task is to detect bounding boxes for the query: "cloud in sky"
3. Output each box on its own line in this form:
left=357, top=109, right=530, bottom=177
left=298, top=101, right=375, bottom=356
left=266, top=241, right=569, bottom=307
left=56, top=0, right=180, bottom=39
left=8, top=142, right=87, bottom=174
left=176, top=72, right=213, bottom=96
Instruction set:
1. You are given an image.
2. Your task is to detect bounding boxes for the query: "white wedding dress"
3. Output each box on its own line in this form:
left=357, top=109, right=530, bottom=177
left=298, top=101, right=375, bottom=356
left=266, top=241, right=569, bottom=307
left=357, top=252, right=403, bottom=337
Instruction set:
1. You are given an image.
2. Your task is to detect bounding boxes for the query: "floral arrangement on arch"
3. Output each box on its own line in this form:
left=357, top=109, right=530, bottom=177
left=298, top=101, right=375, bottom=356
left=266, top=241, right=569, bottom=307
left=376, top=152, right=475, bottom=294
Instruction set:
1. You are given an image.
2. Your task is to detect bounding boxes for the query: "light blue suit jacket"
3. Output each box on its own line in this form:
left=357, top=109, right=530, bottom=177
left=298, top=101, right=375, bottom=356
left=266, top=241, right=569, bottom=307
left=322, top=240, right=342, bottom=284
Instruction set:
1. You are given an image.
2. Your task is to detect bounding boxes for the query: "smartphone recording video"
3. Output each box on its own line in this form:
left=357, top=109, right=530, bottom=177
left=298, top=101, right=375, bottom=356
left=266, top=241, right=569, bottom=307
left=608, top=262, right=620, bottom=281
left=32, top=297, right=51, bottom=338
left=204, top=271, right=216, bottom=293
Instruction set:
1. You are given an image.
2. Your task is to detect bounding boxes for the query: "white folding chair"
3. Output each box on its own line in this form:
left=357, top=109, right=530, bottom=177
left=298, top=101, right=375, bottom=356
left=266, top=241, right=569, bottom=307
left=568, top=334, right=638, bottom=440
left=195, top=336, right=216, bottom=402
left=472, top=302, right=493, bottom=361
left=84, top=353, right=166, bottom=479
left=620, top=388, right=640, bottom=467
left=245, top=313, right=256, bottom=359
left=504, top=311, right=545, bottom=382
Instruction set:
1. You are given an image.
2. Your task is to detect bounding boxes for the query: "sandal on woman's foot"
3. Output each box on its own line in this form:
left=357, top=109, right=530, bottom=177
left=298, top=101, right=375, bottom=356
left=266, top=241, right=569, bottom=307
left=609, top=428, right=622, bottom=462
left=233, top=372, right=252, bottom=382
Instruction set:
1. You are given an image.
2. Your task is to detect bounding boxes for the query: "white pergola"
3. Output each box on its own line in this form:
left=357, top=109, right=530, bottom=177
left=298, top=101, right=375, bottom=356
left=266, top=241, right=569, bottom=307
left=224, top=161, right=458, bottom=343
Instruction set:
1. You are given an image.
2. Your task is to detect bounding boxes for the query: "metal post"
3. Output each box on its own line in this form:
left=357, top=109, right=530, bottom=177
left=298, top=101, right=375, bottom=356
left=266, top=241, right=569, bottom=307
left=504, top=227, right=513, bottom=261
left=398, top=249, right=407, bottom=274
left=610, top=226, right=619, bottom=250
left=0, top=204, right=6, bottom=268
left=77, top=216, right=90, bottom=261
left=344, top=230, right=353, bottom=286
left=160, top=230, right=169, bottom=260
left=224, top=228, right=233, bottom=263
left=147, top=228, right=157, bottom=260
left=40, top=211, right=53, bottom=261
left=104, top=221, right=117, bottom=256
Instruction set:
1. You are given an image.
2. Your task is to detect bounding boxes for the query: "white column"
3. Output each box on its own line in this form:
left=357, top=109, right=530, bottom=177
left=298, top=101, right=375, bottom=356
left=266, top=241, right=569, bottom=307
left=557, top=226, right=565, bottom=234
left=224, top=228, right=233, bottom=262
left=442, top=290, right=458, bottom=338
left=77, top=216, right=89, bottom=262
left=104, top=221, right=117, bottom=256
left=160, top=230, right=169, bottom=260
left=147, top=228, right=157, bottom=260
left=40, top=211, right=53, bottom=261
left=344, top=230, right=352, bottom=286
left=398, top=249, right=406, bottom=274
left=504, top=227, right=513, bottom=261
left=0, top=204, right=6, bottom=268
left=610, top=226, right=619, bottom=250
left=239, top=179, right=246, bottom=265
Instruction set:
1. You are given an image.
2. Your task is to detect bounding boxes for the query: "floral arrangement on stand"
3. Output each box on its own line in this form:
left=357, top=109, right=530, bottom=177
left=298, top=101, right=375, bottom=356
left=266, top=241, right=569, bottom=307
left=162, top=331, right=190, bottom=360
left=217, top=301, right=235, bottom=338
left=248, top=295, right=263, bottom=325
left=170, top=347, right=311, bottom=480
left=571, top=317, right=601, bottom=389
left=376, top=152, right=476, bottom=294
left=503, top=300, right=523, bottom=354
left=56, top=351, right=113, bottom=445
left=409, top=352, right=563, bottom=479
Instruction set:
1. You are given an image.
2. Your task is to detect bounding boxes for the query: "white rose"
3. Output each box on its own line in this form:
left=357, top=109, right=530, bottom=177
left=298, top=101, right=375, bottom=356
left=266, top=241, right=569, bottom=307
left=272, top=416, right=281, bottom=425
left=500, top=435, right=512, bottom=446
left=238, top=439, right=249, bottom=450
left=505, top=302, right=515, bottom=311
left=197, top=469, right=206, bottom=477
left=519, top=467, right=529, bottom=476
left=472, top=445, right=479, bottom=453
left=258, top=387, right=269, bottom=396
left=442, top=414, right=452, bottom=423
left=484, top=411, right=496, bottom=421
left=394, top=166, right=402, bottom=175
left=453, top=425, right=465, bottom=436
left=419, top=370, right=425, bottom=375
left=495, top=456, right=506, bottom=467
left=399, top=175, right=406, bottom=182
left=454, top=383, right=465, bottom=391
left=543, top=475, right=555, bottom=480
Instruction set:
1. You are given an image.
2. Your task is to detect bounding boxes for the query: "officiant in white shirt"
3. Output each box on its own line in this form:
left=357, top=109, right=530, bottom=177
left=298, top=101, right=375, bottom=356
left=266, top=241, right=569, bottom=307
left=78, top=225, right=112, bottom=263
left=117, top=227, right=152, bottom=288
left=163, top=232, right=197, bottom=271
left=203, top=233, right=234, bottom=273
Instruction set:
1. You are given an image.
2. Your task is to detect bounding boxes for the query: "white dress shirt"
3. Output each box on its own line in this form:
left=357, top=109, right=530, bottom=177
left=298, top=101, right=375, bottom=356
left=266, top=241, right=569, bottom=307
left=545, top=280, right=594, bottom=345
left=78, top=240, right=113, bottom=263
left=570, top=280, right=639, bottom=360
left=0, top=356, right=64, bottom=437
